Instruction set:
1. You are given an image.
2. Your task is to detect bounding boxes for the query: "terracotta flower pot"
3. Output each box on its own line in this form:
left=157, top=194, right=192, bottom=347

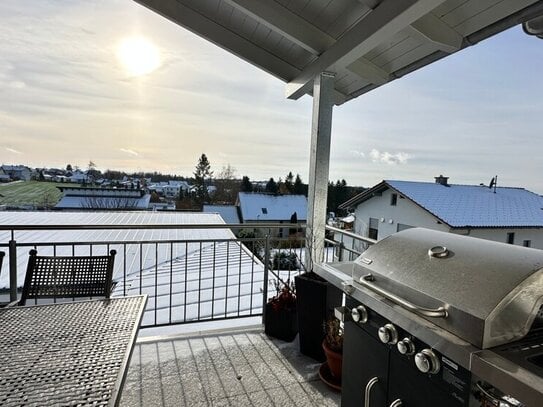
left=322, top=340, right=343, bottom=379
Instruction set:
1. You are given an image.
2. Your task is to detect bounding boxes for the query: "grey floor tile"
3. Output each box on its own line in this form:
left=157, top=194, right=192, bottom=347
left=122, top=328, right=340, bottom=407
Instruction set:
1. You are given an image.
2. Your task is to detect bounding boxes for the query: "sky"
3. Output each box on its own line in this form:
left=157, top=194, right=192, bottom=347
left=1, top=0, right=542, bottom=193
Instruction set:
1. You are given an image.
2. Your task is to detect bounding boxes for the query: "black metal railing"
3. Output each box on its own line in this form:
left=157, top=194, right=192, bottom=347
left=0, top=223, right=373, bottom=328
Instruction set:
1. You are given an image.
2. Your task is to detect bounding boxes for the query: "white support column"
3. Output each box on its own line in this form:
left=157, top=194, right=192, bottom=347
left=307, top=72, right=335, bottom=268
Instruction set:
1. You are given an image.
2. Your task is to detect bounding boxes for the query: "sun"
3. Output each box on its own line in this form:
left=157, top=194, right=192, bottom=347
left=116, top=36, right=161, bottom=77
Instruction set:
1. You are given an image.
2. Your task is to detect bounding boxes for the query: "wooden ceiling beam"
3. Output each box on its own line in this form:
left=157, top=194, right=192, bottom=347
left=223, top=0, right=335, bottom=55
left=286, top=0, right=448, bottom=100
left=133, top=0, right=300, bottom=82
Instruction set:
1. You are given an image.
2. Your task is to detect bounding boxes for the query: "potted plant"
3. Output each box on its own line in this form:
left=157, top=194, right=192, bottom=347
left=322, top=317, right=343, bottom=379
left=295, top=230, right=343, bottom=361
left=264, top=279, right=298, bottom=342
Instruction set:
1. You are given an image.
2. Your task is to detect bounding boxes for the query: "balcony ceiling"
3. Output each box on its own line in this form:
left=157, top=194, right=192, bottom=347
left=135, top=0, right=543, bottom=105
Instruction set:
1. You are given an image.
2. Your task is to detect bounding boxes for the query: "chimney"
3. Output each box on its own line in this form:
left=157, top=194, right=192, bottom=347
left=434, top=175, right=449, bottom=186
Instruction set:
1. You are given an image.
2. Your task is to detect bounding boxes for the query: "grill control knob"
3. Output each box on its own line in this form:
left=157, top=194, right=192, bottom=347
left=351, top=305, right=368, bottom=324
left=415, top=349, right=440, bottom=374
left=378, top=324, right=398, bottom=344
left=397, top=338, right=415, bottom=355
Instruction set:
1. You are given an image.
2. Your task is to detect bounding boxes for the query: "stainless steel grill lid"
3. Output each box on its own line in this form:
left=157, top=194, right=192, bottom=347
left=352, top=228, right=543, bottom=348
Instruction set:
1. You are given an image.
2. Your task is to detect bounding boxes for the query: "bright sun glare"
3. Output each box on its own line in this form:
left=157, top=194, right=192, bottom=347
left=116, top=36, right=161, bottom=77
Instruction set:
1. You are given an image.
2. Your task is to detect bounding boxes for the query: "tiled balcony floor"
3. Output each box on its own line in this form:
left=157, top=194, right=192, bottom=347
left=121, top=326, right=341, bottom=406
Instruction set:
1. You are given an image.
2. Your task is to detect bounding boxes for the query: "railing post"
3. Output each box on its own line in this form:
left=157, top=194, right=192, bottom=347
left=338, top=242, right=344, bottom=262
left=262, top=234, right=271, bottom=324
left=9, top=236, right=17, bottom=302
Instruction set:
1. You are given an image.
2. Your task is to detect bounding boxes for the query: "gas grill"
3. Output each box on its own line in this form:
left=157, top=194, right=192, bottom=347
left=319, top=228, right=543, bottom=407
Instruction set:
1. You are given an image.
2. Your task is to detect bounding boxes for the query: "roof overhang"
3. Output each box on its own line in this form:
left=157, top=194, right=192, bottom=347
left=134, top=0, right=543, bottom=105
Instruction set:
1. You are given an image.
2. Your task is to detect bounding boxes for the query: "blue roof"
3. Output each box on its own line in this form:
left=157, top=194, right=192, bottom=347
left=203, top=205, right=240, bottom=224
left=238, top=193, right=307, bottom=222
left=386, top=180, right=543, bottom=228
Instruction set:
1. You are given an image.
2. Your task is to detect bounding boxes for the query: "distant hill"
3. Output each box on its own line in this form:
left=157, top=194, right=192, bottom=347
left=0, top=181, right=79, bottom=209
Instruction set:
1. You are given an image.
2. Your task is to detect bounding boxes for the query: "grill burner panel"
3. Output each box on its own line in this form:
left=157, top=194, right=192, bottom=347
left=351, top=228, right=543, bottom=349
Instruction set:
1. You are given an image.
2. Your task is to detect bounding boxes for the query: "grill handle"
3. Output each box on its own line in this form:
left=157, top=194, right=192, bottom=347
left=364, top=377, right=379, bottom=407
left=359, top=274, right=448, bottom=319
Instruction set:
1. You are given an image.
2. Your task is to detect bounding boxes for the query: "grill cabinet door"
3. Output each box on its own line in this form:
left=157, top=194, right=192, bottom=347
left=342, top=321, right=389, bottom=407
left=387, top=352, right=465, bottom=407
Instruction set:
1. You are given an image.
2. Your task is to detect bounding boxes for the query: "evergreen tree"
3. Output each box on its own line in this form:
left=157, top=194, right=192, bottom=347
left=293, top=174, right=304, bottom=195
left=285, top=171, right=294, bottom=193
left=193, top=153, right=213, bottom=205
left=66, top=164, right=73, bottom=172
left=265, top=177, right=278, bottom=194
left=240, top=176, right=253, bottom=192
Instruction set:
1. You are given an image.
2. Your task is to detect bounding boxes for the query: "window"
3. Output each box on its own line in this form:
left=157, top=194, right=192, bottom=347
left=507, top=232, right=515, bottom=244
left=390, top=193, right=398, bottom=206
left=523, top=240, right=531, bottom=247
left=261, top=208, right=267, bottom=214
left=368, top=217, right=379, bottom=240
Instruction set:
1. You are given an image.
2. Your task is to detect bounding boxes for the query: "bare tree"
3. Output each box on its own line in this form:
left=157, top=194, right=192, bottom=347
left=214, top=163, right=238, bottom=204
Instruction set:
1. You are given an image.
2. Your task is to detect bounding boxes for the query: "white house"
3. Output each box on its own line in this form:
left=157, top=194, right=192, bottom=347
left=149, top=180, right=190, bottom=198
left=236, top=192, right=307, bottom=237
left=70, top=170, right=89, bottom=184
left=339, top=176, right=543, bottom=250
left=0, top=165, right=32, bottom=181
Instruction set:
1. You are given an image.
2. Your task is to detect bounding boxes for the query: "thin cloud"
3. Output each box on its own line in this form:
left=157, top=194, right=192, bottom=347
left=369, top=149, right=410, bottom=165
left=350, top=150, right=365, bottom=157
left=6, top=147, right=21, bottom=154
left=9, top=81, right=26, bottom=89
left=120, top=148, right=139, bottom=157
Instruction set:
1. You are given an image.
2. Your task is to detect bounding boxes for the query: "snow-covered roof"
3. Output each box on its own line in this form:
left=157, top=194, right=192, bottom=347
left=203, top=205, right=240, bottom=224
left=238, top=193, right=307, bottom=222
left=342, top=180, right=543, bottom=228
left=0, top=211, right=237, bottom=290
left=113, top=240, right=264, bottom=326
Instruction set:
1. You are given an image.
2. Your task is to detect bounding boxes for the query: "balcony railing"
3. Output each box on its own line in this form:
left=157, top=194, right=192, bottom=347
left=0, top=223, right=374, bottom=328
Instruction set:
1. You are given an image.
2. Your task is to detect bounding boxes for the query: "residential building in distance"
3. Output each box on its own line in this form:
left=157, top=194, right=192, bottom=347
left=237, top=192, right=307, bottom=237
left=0, top=165, right=32, bottom=181
left=148, top=180, right=190, bottom=198
left=55, top=186, right=151, bottom=210
left=148, top=202, right=176, bottom=211
left=69, top=170, right=89, bottom=184
left=339, top=176, right=543, bottom=250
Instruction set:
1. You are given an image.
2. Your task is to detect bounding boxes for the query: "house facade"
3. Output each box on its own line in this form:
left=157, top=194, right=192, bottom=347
left=0, top=165, right=32, bottom=181
left=236, top=192, right=307, bottom=237
left=339, top=176, right=543, bottom=250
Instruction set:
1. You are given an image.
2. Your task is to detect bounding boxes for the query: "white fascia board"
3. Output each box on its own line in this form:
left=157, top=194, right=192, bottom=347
left=134, top=0, right=300, bottom=81
left=408, top=13, right=463, bottom=53
left=223, top=0, right=335, bottom=55
left=285, top=0, right=448, bottom=100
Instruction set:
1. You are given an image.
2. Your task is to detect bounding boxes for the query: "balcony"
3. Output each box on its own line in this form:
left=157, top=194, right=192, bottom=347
left=0, top=214, right=372, bottom=406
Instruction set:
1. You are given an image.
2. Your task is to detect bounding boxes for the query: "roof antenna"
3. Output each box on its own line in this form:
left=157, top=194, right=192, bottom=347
left=488, top=175, right=497, bottom=193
